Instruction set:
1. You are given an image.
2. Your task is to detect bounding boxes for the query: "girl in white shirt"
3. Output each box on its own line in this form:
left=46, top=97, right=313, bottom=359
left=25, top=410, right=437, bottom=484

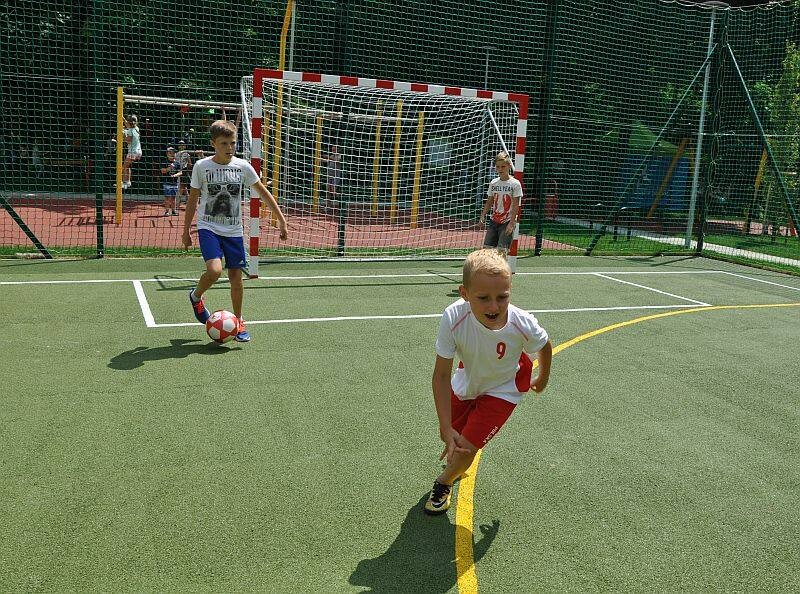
left=122, top=115, right=142, bottom=189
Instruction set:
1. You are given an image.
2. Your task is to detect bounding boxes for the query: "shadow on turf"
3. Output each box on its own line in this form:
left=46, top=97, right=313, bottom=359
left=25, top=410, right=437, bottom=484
left=108, top=338, right=240, bottom=370
left=349, top=494, right=499, bottom=593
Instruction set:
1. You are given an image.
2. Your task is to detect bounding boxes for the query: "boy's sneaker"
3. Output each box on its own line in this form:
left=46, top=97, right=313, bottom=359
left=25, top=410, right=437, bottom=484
left=424, top=480, right=452, bottom=515
left=235, top=319, right=251, bottom=342
left=189, top=290, right=210, bottom=323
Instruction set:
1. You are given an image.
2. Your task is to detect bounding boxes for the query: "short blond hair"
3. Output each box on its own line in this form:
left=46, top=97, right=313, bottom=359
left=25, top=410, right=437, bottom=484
left=495, top=151, right=512, bottom=166
left=462, top=248, right=511, bottom=288
left=210, top=119, right=237, bottom=140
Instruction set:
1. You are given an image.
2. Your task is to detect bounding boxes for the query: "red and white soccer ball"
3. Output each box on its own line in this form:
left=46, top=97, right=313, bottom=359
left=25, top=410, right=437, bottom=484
left=205, top=310, right=239, bottom=343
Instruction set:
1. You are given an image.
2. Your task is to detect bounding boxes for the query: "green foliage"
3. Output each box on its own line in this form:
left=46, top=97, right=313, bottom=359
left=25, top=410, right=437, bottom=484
left=756, top=42, right=800, bottom=230
left=1, top=0, right=798, bottom=268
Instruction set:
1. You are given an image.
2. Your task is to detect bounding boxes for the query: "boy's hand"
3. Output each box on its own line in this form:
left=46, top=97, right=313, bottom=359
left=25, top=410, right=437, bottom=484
left=278, top=220, right=288, bottom=240
left=530, top=374, right=548, bottom=393
left=181, top=230, right=191, bottom=250
left=439, top=426, right=469, bottom=462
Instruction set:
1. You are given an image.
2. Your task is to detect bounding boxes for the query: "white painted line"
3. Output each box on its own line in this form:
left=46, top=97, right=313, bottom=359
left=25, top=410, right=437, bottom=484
left=0, top=270, right=729, bottom=285
left=720, top=271, right=800, bottom=293
left=148, top=304, right=707, bottom=328
left=593, top=273, right=711, bottom=306
left=132, top=280, right=157, bottom=328
left=0, top=278, right=155, bottom=285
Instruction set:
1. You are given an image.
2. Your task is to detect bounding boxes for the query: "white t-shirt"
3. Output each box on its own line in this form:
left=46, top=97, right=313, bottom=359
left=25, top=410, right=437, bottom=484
left=436, top=299, right=549, bottom=404
left=487, top=176, right=523, bottom=224
left=190, top=156, right=259, bottom=237
left=123, top=127, right=141, bottom=157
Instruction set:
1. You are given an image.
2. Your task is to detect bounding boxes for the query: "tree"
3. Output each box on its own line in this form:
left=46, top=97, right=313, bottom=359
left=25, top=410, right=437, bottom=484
left=754, top=41, right=800, bottom=236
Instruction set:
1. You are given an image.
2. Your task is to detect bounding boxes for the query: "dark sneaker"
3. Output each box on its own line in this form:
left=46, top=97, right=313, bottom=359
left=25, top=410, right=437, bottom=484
left=234, top=320, right=251, bottom=342
left=424, top=480, right=452, bottom=515
left=189, top=290, right=210, bottom=323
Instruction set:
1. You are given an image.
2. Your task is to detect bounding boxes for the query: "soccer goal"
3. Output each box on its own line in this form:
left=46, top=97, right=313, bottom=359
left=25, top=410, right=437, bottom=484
left=240, top=69, right=528, bottom=276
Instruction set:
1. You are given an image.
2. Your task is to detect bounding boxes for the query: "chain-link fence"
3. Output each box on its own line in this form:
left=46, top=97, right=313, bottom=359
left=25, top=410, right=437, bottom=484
left=1, top=0, right=798, bottom=270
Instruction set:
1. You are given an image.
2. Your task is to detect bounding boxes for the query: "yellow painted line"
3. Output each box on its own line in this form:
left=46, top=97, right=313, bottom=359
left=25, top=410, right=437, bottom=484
left=454, top=301, right=800, bottom=594
left=454, top=449, right=482, bottom=591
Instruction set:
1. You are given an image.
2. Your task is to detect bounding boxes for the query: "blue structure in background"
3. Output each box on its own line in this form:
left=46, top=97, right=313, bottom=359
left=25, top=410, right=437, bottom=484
left=616, top=155, right=690, bottom=212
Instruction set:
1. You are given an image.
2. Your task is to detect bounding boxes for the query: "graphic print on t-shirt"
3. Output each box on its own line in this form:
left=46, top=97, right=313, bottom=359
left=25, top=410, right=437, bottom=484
left=491, top=193, right=513, bottom=223
left=202, top=168, right=242, bottom=226
left=487, top=177, right=522, bottom=224
left=177, top=150, right=192, bottom=169
left=206, top=183, right=237, bottom=217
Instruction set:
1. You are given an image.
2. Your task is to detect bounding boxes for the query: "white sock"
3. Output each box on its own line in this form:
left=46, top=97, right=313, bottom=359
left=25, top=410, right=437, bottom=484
left=190, top=289, right=199, bottom=302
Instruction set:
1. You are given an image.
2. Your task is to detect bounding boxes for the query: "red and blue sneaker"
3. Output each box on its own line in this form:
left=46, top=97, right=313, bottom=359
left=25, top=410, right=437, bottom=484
left=189, top=290, right=210, bottom=323
left=234, top=319, right=251, bottom=342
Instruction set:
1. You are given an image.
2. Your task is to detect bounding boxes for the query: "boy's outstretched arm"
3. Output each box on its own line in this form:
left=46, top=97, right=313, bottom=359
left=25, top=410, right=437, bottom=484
left=432, top=355, right=470, bottom=461
left=253, top=180, right=288, bottom=240
left=530, top=339, right=553, bottom=393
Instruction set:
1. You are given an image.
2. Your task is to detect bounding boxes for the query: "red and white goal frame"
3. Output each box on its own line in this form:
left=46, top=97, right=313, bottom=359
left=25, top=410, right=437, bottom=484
left=247, top=68, right=528, bottom=277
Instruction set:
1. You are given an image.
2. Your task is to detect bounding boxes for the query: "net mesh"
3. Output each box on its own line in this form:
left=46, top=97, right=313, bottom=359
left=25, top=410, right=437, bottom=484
left=247, top=73, right=521, bottom=259
left=113, top=97, right=240, bottom=227
left=1, top=0, right=798, bottom=270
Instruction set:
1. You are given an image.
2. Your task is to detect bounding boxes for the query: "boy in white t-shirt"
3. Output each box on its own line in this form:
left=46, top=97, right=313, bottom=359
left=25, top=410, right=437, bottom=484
left=479, top=152, right=523, bottom=255
left=425, top=249, right=552, bottom=514
left=181, top=120, right=288, bottom=342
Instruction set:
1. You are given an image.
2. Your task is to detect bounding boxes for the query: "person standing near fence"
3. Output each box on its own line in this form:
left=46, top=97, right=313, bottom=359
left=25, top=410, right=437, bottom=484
left=122, top=114, right=142, bottom=190
left=160, top=146, right=181, bottom=216
left=479, top=152, right=522, bottom=256
left=176, top=139, right=193, bottom=208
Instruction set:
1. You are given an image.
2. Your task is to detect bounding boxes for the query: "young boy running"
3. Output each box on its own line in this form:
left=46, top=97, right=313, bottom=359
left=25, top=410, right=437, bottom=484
left=181, top=119, right=288, bottom=342
left=425, top=248, right=553, bottom=514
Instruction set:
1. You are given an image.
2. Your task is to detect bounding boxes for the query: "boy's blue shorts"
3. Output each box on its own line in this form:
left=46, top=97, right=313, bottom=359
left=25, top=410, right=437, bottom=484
left=163, top=184, right=178, bottom=197
left=198, top=229, right=247, bottom=269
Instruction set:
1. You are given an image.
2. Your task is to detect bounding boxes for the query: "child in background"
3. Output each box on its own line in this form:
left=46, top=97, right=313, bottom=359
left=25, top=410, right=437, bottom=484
left=121, top=114, right=142, bottom=189
left=175, top=139, right=193, bottom=208
left=160, top=146, right=181, bottom=216
left=479, top=152, right=523, bottom=255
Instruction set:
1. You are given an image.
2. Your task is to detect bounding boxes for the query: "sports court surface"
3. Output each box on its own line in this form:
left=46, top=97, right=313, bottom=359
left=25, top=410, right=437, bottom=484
left=1, top=255, right=798, bottom=592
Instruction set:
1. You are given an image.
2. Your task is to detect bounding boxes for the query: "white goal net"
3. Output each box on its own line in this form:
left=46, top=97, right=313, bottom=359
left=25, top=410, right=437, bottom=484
left=240, top=70, right=528, bottom=273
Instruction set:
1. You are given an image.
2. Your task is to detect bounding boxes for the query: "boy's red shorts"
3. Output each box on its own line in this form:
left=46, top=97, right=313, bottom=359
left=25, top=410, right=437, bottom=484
left=450, top=392, right=516, bottom=450
left=451, top=352, right=531, bottom=449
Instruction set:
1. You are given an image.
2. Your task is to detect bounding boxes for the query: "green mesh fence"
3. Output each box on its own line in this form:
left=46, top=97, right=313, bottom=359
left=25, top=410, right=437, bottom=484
left=1, top=0, right=798, bottom=270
